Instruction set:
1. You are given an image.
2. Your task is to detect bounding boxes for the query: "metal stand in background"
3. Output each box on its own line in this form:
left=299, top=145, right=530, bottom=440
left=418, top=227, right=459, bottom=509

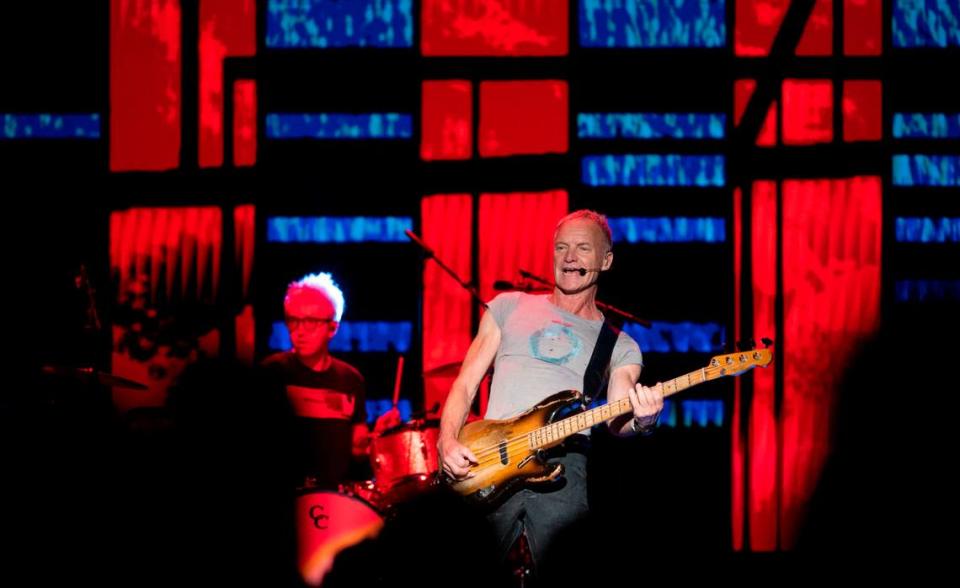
left=506, top=532, right=534, bottom=588
left=41, top=263, right=147, bottom=399
left=404, top=229, right=488, bottom=311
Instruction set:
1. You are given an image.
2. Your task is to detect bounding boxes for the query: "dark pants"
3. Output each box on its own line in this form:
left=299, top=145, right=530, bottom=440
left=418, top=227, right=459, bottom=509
left=486, top=442, right=590, bottom=580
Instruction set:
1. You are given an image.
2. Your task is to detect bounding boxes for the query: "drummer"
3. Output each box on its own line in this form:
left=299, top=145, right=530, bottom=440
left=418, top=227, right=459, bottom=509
left=262, top=272, right=400, bottom=490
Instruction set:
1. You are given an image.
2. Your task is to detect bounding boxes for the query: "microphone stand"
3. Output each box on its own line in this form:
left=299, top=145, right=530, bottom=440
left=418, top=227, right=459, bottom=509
left=77, top=264, right=102, bottom=333
left=517, top=269, right=652, bottom=328
left=405, top=230, right=488, bottom=310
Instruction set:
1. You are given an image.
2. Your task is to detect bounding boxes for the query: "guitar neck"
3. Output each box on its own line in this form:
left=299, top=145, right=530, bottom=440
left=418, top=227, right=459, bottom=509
left=529, top=367, right=710, bottom=449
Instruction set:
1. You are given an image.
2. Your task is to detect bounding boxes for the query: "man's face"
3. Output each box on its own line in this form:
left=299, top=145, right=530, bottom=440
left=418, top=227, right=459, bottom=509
left=553, top=218, right=613, bottom=294
left=284, top=290, right=338, bottom=358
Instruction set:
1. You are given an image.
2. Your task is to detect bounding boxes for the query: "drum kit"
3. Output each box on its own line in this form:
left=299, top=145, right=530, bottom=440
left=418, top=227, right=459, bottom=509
left=294, top=356, right=451, bottom=586
left=295, top=417, right=444, bottom=582
left=364, top=354, right=445, bottom=511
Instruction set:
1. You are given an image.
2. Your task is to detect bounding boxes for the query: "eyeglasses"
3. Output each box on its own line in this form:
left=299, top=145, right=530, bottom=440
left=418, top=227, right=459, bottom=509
left=285, top=316, right=335, bottom=333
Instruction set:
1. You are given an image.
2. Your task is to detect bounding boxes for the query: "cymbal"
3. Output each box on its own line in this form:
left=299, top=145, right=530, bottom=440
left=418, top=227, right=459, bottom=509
left=41, top=365, right=149, bottom=391
left=422, top=361, right=461, bottom=378
left=422, top=362, right=492, bottom=378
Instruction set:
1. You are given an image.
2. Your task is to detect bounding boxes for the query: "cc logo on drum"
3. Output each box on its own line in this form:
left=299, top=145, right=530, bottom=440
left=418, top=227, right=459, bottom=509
left=309, top=504, right=329, bottom=530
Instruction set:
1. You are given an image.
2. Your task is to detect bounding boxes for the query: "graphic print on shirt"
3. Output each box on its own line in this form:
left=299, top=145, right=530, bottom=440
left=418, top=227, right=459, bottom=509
left=529, top=321, right=582, bottom=365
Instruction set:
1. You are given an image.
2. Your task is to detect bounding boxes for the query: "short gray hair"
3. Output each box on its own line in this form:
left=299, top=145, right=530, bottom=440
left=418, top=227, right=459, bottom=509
left=555, top=209, right=613, bottom=252
left=284, top=272, right=345, bottom=321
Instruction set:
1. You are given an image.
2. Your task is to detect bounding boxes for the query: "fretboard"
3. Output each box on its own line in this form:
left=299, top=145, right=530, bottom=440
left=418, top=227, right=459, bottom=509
left=528, top=366, right=709, bottom=448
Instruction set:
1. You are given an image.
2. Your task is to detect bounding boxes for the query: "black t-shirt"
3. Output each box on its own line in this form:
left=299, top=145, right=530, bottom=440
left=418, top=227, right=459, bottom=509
left=262, top=352, right=366, bottom=488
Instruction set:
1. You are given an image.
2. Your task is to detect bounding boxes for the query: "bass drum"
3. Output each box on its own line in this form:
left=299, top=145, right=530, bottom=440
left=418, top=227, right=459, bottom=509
left=295, top=484, right=384, bottom=586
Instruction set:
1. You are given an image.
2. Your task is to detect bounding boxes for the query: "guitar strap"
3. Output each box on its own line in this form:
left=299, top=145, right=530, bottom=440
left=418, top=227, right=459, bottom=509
left=582, top=318, right=620, bottom=406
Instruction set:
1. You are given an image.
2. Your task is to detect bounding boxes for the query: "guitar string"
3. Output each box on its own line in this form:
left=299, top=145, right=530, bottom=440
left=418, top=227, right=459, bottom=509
left=451, top=362, right=764, bottom=470
left=462, top=370, right=715, bottom=465
left=464, top=399, right=631, bottom=465
left=463, top=366, right=719, bottom=462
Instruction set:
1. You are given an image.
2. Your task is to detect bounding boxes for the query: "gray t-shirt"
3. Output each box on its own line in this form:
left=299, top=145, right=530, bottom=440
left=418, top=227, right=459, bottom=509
left=485, top=292, right=644, bottom=420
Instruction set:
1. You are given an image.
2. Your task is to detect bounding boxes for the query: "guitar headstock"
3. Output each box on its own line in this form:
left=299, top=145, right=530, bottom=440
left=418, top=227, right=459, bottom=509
left=708, top=345, right=773, bottom=376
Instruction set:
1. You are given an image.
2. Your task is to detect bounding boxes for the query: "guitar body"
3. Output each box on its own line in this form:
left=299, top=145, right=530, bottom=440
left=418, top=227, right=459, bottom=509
left=450, top=390, right=582, bottom=506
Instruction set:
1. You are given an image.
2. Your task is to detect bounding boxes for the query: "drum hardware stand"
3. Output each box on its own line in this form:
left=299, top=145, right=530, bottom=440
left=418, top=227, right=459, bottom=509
left=507, top=532, right=534, bottom=588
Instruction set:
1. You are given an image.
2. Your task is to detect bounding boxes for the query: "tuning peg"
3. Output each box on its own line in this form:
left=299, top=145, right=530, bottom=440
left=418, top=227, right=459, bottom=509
left=761, top=337, right=774, bottom=347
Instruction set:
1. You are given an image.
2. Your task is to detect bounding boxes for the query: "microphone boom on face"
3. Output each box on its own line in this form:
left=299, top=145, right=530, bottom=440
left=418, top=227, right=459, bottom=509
left=563, top=268, right=600, bottom=276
